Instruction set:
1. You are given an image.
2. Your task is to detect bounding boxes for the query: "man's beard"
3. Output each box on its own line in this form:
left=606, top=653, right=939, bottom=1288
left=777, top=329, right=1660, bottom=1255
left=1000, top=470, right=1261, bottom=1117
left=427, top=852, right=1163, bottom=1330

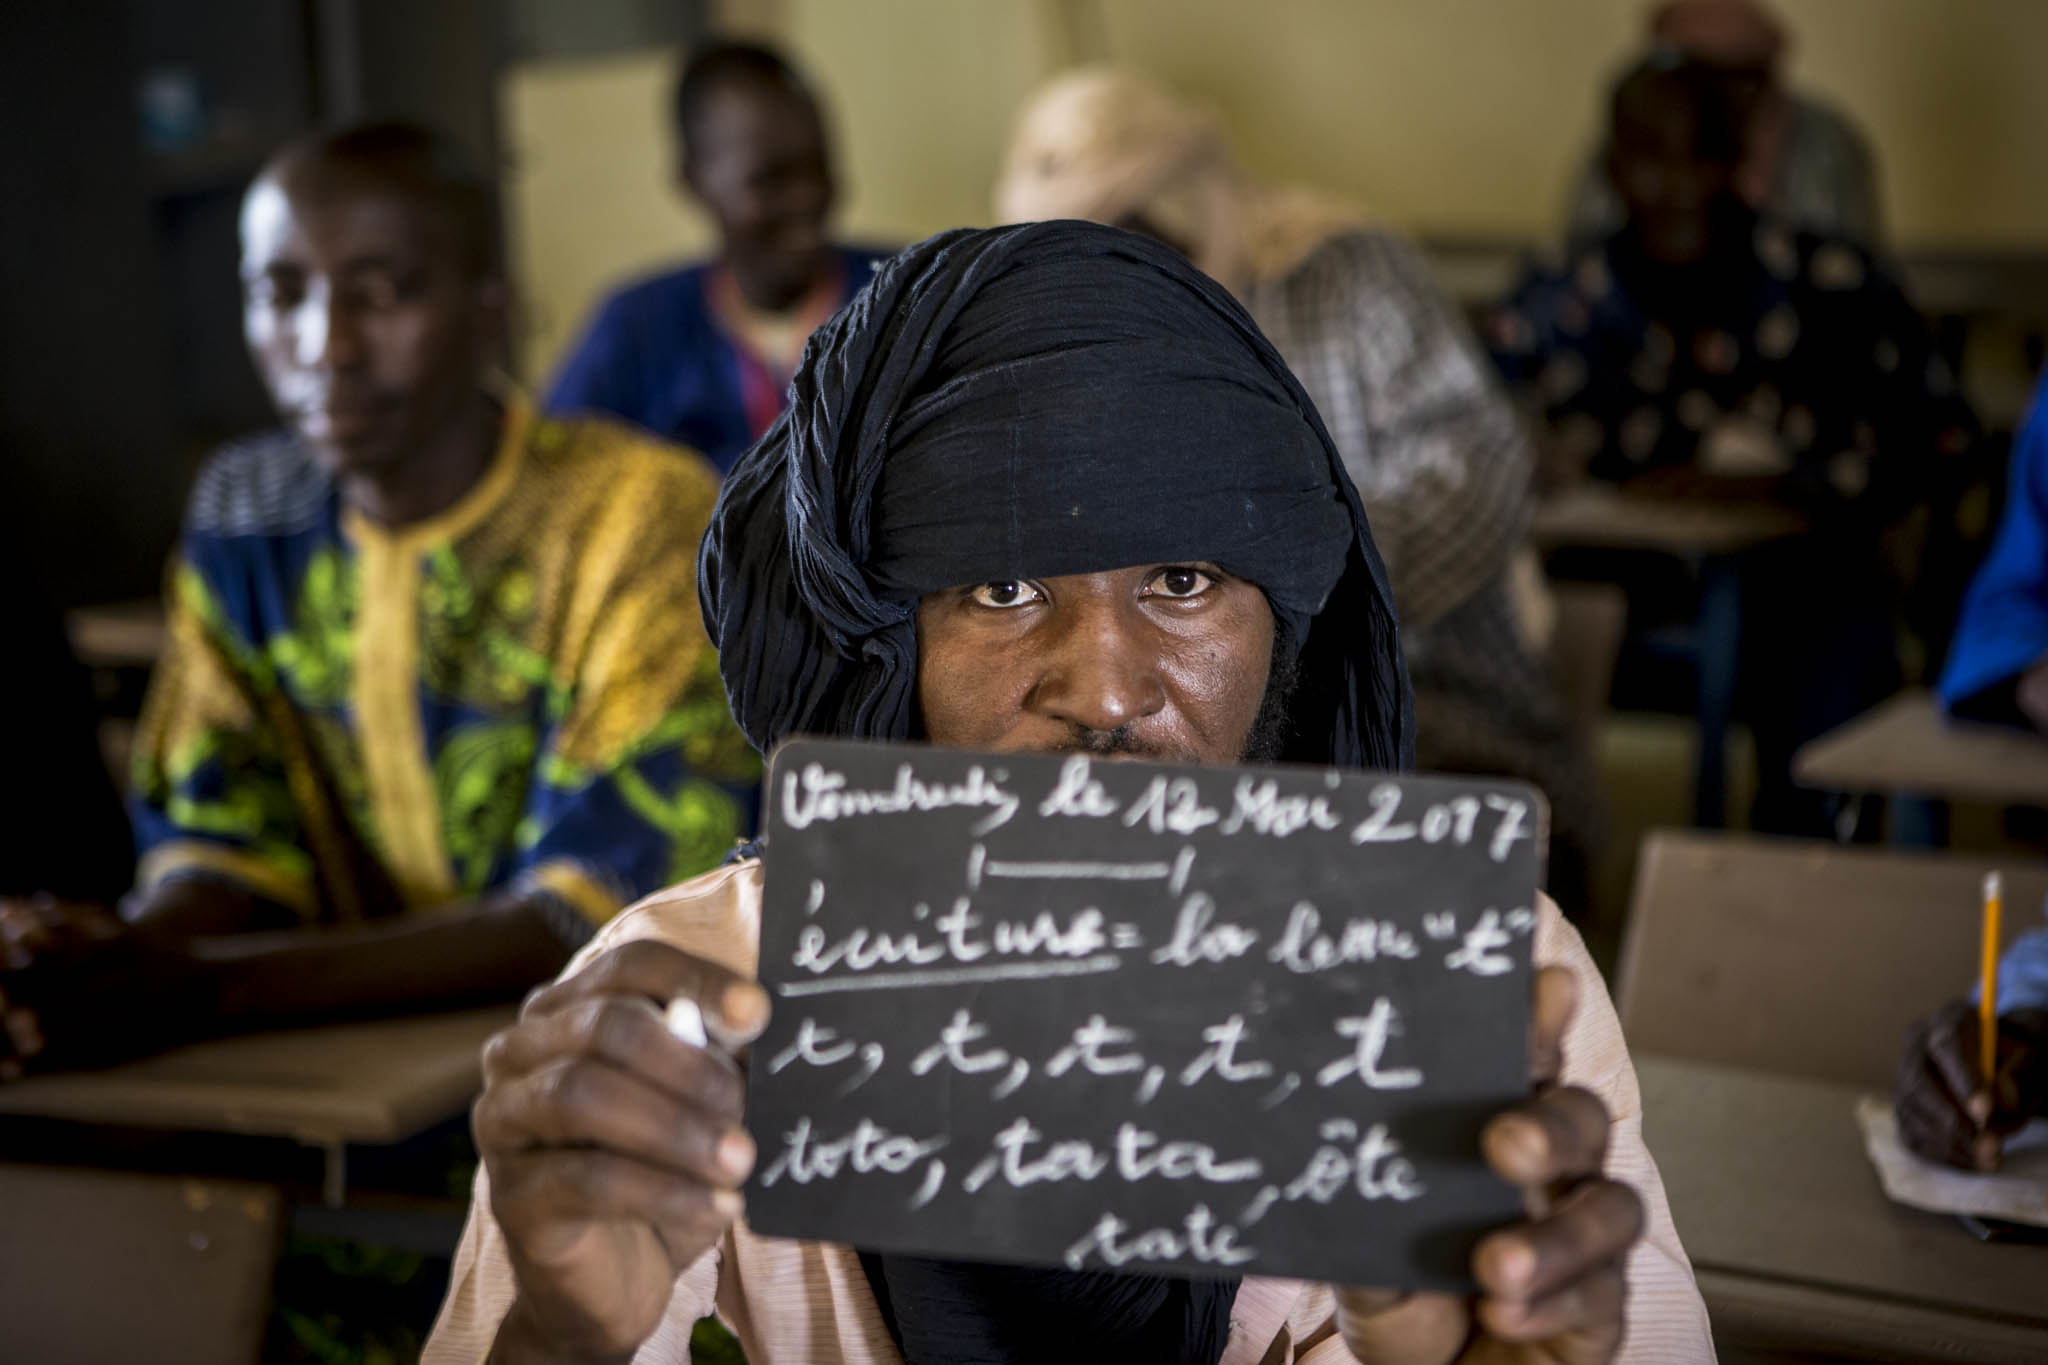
left=1237, top=626, right=1300, bottom=763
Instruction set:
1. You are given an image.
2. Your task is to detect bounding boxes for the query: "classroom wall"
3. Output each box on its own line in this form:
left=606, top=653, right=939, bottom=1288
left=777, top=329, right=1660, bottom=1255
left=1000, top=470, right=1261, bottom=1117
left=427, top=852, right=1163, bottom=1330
left=501, top=0, right=2048, bottom=382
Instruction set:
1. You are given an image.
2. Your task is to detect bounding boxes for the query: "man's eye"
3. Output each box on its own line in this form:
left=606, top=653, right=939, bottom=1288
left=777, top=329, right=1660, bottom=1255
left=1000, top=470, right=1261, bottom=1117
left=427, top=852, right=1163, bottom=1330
left=1148, top=566, right=1215, bottom=599
left=968, top=580, right=1041, bottom=609
left=246, top=279, right=298, bottom=310
left=355, top=275, right=403, bottom=310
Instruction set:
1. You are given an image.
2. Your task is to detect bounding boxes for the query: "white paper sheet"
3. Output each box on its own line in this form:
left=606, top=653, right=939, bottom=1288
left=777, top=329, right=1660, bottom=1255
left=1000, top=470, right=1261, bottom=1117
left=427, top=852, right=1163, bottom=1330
left=1856, top=1094, right=2048, bottom=1227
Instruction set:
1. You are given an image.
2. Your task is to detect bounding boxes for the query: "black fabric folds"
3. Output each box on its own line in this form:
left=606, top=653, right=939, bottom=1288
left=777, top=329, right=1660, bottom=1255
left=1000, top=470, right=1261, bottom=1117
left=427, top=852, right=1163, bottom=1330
left=862, top=1254, right=1239, bottom=1365
left=698, top=220, right=1415, bottom=1363
left=700, top=219, right=1413, bottom=773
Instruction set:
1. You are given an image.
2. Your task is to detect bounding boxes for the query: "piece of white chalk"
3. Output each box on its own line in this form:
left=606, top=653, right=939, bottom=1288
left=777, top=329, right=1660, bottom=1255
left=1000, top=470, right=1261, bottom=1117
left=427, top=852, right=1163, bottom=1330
left=665, top=997, right=708, bottom=1048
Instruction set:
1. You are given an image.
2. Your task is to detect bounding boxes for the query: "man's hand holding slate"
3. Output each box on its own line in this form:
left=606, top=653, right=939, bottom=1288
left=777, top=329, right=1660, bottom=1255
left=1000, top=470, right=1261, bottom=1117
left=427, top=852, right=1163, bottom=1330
left=473, top=942, right=768, bottom=1364
left=1334, top=966, right=1642, bottom=1364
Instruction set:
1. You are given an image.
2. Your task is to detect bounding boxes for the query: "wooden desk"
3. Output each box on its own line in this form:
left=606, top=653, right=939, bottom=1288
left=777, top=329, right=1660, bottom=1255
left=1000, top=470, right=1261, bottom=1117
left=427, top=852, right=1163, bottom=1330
left=66, top=598, right=168, bottom=669
left=1534, top=486, right=1805, bottom=827
left=1530, top=486, right=1806, bottom=558
left=0, top=1008, right=507, bottom=1362
left=0, top=1006, right=510, bottom=1201
left=1640, top=1057, right=2048, bottom=1363
left=1417, top=235, right=2048, bottom=326
left=1795, top=688, right=2048, bottom=808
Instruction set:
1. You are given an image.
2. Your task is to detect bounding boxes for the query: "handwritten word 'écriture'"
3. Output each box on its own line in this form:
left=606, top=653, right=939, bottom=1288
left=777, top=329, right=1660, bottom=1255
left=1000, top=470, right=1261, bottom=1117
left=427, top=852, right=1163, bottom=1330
left=781, top=761, right=1020, bottom=835
left=790, top=897, right=1113, bottom=976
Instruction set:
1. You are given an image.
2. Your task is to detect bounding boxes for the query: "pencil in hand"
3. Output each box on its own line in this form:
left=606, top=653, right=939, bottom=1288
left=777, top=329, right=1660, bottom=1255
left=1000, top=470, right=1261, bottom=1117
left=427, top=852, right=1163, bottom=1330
left=1975, top=872, right=2003, bottom=1132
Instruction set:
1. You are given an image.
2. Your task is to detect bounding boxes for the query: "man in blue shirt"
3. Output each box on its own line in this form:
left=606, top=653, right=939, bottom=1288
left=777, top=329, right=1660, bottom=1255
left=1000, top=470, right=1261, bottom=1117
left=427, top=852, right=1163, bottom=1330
left=546, top=41, right=889, bottom=474
left=1939, top=373, right=2048, bottom=730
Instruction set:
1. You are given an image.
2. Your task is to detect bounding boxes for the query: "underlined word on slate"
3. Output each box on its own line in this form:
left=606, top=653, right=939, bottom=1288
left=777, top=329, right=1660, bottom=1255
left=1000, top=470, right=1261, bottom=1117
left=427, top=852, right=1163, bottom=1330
left=777, top=954, right=1123, bottom=997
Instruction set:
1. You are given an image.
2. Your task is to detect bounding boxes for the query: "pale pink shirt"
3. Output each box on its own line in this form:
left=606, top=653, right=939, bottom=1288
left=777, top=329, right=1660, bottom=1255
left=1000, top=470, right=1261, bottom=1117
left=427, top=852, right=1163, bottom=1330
left=425, top=860, right=1715, bottom=1363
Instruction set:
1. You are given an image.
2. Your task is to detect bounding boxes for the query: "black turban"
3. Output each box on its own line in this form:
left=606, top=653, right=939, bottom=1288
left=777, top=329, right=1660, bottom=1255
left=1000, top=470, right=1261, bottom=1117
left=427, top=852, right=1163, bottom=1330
left=701, top=219, right=1413, bottom=773
left=698, top=220, right=1414, bottom=1363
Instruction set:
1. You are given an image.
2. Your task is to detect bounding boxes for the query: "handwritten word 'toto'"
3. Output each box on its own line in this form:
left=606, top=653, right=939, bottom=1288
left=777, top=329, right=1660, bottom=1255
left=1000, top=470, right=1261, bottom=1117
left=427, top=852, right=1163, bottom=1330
left=757, top=1117, right=947, bottom=1187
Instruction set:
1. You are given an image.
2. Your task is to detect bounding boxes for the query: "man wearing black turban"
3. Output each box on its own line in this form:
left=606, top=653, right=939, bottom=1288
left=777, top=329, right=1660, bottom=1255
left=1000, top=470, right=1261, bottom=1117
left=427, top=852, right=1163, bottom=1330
left=429, top=223, right=1710, bottom=1365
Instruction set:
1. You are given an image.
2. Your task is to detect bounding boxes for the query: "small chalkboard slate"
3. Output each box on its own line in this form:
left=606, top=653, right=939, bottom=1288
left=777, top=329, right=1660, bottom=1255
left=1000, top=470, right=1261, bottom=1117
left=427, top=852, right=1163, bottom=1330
left=743, top=740, right=1545, bottom=1291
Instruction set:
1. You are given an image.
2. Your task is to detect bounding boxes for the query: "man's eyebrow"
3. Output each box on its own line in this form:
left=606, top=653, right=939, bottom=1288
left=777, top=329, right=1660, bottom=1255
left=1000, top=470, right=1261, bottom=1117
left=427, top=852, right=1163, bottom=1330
left=242, top=259, right=304, bottom=283
left=332, top=253, right=414, bottom=275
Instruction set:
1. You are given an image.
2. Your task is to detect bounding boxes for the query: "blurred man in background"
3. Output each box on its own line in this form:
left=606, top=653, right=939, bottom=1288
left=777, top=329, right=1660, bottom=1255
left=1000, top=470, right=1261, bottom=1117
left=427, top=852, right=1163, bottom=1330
left=996, top=68, right=1603, bottom=912
left=0, top=122, right=757, bottom=1080
left=1489, top=56, right=1973, bottom=835
left=546, top=41, right=889, bottom=473
left=1567, top=0, right=1883, bottom=249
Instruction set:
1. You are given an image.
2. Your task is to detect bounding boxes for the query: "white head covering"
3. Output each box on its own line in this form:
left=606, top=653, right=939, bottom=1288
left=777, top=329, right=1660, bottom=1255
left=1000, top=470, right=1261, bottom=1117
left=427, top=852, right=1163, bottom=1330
left=993, top=67, right=1370, bottom=297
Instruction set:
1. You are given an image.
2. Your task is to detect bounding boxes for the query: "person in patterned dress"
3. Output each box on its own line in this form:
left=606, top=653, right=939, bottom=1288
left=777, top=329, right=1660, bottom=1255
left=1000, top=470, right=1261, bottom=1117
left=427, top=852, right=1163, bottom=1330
left=0, top=123, right=757, bottom=1079
left=1488, top=56, right=1976, bottom=834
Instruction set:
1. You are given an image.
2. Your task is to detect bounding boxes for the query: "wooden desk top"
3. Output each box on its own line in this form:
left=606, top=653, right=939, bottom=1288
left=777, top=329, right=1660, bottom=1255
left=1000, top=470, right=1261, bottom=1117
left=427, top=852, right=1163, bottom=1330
left=1639, top=1057, right=2048, bottom=1359
left=0, top=1006, right=511, bottom=1146
left=1794, top=688, right=2048, bottom=806
left=66, top=599, right=167, bottom=669
left=1529, top=486, right=1806, bottom=557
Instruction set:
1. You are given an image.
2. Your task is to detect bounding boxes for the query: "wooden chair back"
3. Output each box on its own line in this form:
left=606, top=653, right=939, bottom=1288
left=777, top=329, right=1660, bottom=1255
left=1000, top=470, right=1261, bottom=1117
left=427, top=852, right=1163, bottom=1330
left=0, top=1165, right=280, bottom=1364
left=1617, top=831, right=2048, bottom=1086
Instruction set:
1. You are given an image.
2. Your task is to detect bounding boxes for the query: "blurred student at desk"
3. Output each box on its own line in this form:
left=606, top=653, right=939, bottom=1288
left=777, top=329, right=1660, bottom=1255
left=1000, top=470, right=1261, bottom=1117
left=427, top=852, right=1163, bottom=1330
left=546, top=41, right=890, bottom=474
left=0, top=122, right=756, bottom=1082
left=1565, top=0, right=1884, bottom=250
left=1489, top=54, right=1974, bottom=834
left=1939, top=371, right=2048, bottom=732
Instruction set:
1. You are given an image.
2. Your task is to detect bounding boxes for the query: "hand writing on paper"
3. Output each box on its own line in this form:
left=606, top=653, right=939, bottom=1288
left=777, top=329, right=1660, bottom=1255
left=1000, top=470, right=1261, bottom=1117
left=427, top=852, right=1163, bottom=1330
left=474, top=941, right=768, bottom=1365
left=1332, top=966, right=1642, bottom=1365
left=1895, top=999, right=2048, bottom=1172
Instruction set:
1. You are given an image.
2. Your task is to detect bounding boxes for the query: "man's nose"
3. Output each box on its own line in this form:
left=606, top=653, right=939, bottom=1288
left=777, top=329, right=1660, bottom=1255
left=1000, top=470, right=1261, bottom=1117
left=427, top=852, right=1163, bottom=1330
left=1024, top=600, right=1167, bottom=734
left=293, top=291, right=361, bottom=370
